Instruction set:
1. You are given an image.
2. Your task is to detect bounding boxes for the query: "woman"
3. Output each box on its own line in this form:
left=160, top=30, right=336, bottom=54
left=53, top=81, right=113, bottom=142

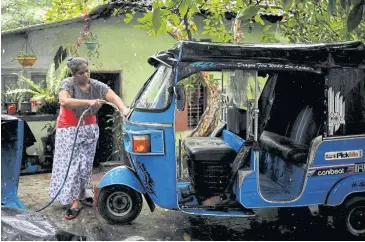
left=49, top=57, right=130, bottom=219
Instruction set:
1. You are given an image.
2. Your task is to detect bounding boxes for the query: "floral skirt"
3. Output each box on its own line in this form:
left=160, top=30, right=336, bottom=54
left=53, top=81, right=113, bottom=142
left=48, top=124, right=99, bottom=205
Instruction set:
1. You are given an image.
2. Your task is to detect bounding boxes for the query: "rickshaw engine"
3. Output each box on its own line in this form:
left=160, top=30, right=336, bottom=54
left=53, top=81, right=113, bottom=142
left=184, top=137, right=237, bottom=202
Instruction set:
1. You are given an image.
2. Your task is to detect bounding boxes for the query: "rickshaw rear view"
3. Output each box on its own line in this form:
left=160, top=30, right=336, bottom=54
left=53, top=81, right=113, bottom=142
left=96, top=41, right=365, bottom=238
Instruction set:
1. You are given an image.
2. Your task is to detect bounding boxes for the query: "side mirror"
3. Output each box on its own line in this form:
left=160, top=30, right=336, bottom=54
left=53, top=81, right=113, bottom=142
left=174, top=85, right=186, bottom=111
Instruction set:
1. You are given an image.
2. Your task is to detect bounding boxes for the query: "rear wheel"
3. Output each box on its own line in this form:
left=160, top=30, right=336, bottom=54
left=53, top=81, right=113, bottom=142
left=98, top=185, right=143, bottom=224
left=334, top=196, right=365, bottom=238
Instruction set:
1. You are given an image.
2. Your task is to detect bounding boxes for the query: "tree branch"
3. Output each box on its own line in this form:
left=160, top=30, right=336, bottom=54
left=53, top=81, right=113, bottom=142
left=184, top=11, right=193, bottom=40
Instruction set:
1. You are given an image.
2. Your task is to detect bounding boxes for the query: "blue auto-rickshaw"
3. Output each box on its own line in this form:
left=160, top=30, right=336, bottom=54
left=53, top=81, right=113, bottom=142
left=96, top=41, right=365, bottom=237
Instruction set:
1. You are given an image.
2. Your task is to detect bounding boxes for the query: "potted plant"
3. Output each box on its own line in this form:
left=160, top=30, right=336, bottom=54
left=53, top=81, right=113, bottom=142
left=85, top=32, right=99, bottom=51
left=7, top=62, right=69, bottom=114
left=2, top=84, right=23, bottom=114
left=13, top=33, right=37, bottom=66
left=13, top=51, right=37, bottom=66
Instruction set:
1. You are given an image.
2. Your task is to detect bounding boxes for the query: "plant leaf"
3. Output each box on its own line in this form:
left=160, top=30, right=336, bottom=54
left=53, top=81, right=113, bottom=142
left=179, top=0, right=192, bottom=16
left=254, top=14, right=265, bottom=25
left=6, top=89, right=38, bottom=96
left=282, top=0, right=294, bottom=11
left=152, top=7, right=162, bottom=33
left=46, top=63, right=56, bottom=95
left=124, top=13, right=134, bottom=24
left=347, top=2, right=364, bottom=32
left=236, top=6, right=259, bottom=20
left=190, top=2, right=200, bottom=14
left=12, top=73, right=44, bottom=94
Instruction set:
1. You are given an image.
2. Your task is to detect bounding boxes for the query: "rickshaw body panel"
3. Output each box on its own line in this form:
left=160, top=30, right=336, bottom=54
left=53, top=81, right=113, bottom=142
left=97, top=166, right=145, bottom=194
left=238, top=137, right=365, bottom=208
left=122, top=100, right=178, bottom=209
left=326, top=175, right=365, bottom=206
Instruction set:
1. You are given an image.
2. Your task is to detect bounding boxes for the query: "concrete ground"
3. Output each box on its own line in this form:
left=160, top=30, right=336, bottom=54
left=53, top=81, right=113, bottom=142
left=17, top=167, right=358, bottom=241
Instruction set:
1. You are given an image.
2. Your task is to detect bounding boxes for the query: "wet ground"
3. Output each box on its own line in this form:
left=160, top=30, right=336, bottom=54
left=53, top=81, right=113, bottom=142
left=18, top=167, right=358, bottom=241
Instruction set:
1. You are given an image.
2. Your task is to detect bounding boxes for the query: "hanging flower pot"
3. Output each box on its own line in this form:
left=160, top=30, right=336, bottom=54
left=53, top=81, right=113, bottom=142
left=16, top=56, right=37, bottom=66
left=13, top=32, right=37, bottom=67
left=85, top=41, right=98, bottom=51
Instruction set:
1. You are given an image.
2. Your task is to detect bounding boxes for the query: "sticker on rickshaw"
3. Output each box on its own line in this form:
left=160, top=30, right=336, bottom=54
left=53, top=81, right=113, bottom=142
left=324, top=150, right=363, bottom=160
left=352, top=181, right=365, bottom=188
left=355, top=163, right=365, bottom=173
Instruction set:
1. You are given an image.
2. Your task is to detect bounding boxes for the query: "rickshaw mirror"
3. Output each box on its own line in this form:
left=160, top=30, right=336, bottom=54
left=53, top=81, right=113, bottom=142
left=174, top=85, right=186, bottom=111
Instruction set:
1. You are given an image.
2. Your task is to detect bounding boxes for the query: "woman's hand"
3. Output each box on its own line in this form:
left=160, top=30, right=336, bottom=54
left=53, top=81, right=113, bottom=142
left=88, top=99, right=104, bottom=108
left=122, top=107, right=131, bottom=117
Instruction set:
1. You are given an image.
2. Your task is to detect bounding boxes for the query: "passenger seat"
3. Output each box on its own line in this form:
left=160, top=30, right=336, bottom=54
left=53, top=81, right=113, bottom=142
left=259, top=105, right=320, bottom=164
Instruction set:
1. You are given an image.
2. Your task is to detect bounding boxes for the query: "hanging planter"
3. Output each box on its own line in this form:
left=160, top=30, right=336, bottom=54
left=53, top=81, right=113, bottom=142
left=16, top=56, right=37, bottom=66
left=85, top=41, right=98, bottom=50
left=13, top=32, right=37, bottom=67
left=84, top=32, right=99, bottom=51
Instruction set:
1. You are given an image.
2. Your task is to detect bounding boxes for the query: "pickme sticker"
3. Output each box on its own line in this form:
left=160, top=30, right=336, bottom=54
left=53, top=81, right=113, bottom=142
left=324, top=150, right=363, bottom=160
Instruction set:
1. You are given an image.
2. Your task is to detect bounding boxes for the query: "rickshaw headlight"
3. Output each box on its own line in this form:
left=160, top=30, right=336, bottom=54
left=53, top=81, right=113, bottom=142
left=132, top=135, right=151, bottom=153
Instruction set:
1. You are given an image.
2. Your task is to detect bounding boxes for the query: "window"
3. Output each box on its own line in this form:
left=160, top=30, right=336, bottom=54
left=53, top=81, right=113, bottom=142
left=187, top=83, right=206, bottom=128
left=31, top=74, right=47, bottom=88
left=1, top=75, right=19, bottom=102
left=134, top=65, right=173, bottom=110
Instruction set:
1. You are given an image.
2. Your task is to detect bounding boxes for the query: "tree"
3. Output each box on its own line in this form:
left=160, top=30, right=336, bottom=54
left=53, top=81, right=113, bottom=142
left=277, top=0, right=365, bottom=43
left=115, top=0, right=271, bottom=136
left=1, top=0, right=51, bottom=31
left=44, top=0, right=107, bottom=22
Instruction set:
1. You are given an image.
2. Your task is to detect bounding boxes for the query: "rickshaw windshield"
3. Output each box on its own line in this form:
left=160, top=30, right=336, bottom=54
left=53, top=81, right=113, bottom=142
left=134, top=65, right=173, bottom=110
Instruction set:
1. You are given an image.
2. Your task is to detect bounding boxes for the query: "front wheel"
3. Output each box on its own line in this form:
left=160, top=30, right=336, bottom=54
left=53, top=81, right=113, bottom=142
left=334, top=196, right=365, bottom=238
left=97, top=185, right=143, bottom=224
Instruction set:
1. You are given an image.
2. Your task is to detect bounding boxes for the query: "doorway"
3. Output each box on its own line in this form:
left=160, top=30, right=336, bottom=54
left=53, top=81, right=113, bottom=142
left=90, top=71, right=121, bottom=166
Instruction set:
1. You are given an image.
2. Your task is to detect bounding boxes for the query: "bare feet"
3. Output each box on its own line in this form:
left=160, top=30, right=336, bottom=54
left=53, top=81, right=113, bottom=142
left=71, top=200, right=80, bottom=209
left=202, top=196, right=221, bottom=206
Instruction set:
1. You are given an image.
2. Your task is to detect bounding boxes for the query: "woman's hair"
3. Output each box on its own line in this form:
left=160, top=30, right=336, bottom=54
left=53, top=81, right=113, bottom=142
left=67, top=57, right=88, bottom=74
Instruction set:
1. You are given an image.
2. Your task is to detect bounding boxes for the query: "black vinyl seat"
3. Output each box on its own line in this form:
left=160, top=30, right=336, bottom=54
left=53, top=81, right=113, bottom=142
left=259, top=131, right=309, bottom=164
left=259, top=105, right=321, bottom=164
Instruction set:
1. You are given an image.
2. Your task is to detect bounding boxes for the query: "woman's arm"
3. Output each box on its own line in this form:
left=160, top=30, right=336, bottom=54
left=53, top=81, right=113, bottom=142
left=59, top=90, right=100, bottom=108
left=105, top=89, right=130, bottom=116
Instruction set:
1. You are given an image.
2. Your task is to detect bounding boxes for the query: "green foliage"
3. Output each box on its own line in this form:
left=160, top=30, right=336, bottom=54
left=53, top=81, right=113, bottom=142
left=122, top=0, right=271, bottom=42
left=44, top=0, right=107, bottom=22
left=237, top=6, right=260, bottom=20
left=280, top=1, right=365, bottom=43
left=2, top=83, right=24, bottom=103
left=6, top=62, right=69, bottom=103
left=1, top=0, right=50, bottom=31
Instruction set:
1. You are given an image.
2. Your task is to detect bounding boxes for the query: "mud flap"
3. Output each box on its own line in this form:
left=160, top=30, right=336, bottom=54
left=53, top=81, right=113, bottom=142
left=143, top=193, right=156, bottom=212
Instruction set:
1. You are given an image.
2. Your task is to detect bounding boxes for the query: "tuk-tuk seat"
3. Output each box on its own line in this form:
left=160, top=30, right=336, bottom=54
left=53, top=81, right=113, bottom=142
left=259, top=105, right=321, bottom=164
left=259, top=131, right=309, bottom=164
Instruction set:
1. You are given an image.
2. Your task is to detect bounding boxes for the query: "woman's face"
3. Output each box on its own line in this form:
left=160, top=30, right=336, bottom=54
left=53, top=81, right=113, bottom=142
left=74, top=63, right=90, bottom=85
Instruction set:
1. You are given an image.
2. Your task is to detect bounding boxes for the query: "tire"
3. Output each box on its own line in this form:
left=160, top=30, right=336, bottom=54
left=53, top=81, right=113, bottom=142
left=97, top=185, right=143, bottom=224
left=334, top=196, right=365, bottom=238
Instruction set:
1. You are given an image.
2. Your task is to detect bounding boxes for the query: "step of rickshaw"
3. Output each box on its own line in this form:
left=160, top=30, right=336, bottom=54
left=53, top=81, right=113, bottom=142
left=180, top=206, right=256, bottom=217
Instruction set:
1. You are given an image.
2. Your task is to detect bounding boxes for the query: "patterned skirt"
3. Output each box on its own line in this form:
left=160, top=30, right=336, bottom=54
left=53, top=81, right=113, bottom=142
left=48, top=124, right=99, bottom=205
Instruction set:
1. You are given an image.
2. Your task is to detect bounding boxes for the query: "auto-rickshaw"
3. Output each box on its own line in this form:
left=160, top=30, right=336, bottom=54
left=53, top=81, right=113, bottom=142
left=96, top=41, right=365, bottom=237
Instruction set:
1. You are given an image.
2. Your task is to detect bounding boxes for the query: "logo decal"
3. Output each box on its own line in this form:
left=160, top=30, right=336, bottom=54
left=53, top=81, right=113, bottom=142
left=312, top=167, right=348, bottom=176
left=355, top=163, right=365, bottom=173
left=135, top=160, right=156, bottom=196
left=324, top=150, right=362, bottom=160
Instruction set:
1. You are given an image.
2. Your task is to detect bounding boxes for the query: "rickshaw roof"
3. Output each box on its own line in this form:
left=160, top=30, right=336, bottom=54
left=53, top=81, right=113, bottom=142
left=150, top=40, right=365, bottom=67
